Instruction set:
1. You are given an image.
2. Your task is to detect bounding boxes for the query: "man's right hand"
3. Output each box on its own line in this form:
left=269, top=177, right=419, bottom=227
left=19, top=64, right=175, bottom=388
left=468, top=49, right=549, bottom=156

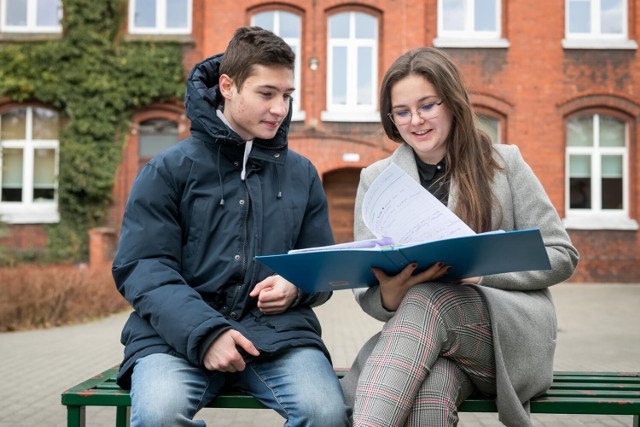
left=203, top=329, right=260, bottom=372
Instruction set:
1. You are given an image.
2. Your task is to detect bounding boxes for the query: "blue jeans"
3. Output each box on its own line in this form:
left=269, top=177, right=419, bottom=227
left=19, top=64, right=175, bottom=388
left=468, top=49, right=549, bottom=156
left=130, top=348, right=351, bottom=426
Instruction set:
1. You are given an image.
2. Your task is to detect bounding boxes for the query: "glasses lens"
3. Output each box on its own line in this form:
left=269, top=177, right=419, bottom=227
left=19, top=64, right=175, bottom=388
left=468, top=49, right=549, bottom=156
left=390, top=102, right=441, bottom=125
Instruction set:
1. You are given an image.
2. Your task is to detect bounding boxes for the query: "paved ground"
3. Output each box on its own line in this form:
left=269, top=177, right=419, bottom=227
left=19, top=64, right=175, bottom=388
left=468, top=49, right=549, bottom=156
left=1, top=282, right=639, bottom=426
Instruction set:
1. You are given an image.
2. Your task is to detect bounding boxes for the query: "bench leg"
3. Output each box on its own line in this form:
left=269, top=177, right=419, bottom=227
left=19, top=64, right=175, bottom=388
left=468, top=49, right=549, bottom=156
left=116, top=406, right=130, bottom=427
left=66, top=405, right=85, bottom=427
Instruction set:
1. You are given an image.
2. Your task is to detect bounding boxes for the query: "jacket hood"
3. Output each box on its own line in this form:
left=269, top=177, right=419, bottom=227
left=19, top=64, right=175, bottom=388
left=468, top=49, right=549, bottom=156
left=184, top=53, right=291, bottom=150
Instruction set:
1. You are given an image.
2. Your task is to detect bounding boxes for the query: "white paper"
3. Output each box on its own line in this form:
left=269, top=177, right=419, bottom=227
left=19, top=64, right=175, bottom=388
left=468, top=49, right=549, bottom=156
left=362, top=164, right=475, bottom=245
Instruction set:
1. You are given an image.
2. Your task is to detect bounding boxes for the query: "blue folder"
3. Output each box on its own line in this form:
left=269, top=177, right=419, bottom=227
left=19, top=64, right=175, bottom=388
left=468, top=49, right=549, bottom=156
left=255, top=228, right=551, bottom=293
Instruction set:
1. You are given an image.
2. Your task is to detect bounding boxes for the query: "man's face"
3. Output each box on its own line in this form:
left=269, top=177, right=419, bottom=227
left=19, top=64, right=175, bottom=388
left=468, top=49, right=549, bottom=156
left=219, top=64, right=295, bottom=141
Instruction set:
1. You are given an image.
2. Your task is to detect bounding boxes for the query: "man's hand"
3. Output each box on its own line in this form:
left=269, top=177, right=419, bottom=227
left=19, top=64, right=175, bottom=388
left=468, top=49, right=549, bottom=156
left=203, top=329, right=259, bottom=372
left=249, top=275, right=298, bottom=315
left=374, top=262, right=449, bottom=311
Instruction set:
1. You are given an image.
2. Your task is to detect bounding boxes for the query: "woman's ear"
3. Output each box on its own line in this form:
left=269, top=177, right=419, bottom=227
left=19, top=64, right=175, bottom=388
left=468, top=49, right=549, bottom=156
left=219, top=74, right=234, bottom=100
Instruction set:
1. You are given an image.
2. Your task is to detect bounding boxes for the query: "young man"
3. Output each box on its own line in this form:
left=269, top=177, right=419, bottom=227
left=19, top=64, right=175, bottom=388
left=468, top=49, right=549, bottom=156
left=112, top=27, right=351, bottom=426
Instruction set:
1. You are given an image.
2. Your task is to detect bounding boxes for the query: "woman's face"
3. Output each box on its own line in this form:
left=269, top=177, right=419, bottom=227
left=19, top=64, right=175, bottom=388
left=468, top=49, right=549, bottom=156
left=389, top=74, right=453, bottom=164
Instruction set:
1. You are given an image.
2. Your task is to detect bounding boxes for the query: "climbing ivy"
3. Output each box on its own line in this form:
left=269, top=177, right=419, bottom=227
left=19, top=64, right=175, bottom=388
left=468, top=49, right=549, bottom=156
left=0, top=0, right=185, bottom=261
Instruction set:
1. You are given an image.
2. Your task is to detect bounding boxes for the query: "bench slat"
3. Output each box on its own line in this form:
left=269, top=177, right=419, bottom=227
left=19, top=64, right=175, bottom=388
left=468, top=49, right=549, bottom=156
left=62, top=368, right=640, bottom=425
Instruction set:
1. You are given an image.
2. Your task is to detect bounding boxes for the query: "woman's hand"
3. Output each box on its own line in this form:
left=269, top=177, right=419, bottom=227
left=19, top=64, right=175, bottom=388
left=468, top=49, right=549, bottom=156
left=373, top=261, right=449, bottom=311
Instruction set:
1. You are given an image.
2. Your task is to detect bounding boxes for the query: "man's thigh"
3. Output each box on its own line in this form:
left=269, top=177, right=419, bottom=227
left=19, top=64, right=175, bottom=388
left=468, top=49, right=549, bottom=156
left=130, top=353, right=226, bottom=425
left=236, top=347, right=350, bottom=425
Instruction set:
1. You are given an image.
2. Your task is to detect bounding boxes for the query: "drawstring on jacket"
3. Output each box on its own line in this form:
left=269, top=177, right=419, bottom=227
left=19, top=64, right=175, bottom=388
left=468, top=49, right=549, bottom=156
left=275, top=165, right=282, bottom=199
left=217, top=144, right=225, bottom=206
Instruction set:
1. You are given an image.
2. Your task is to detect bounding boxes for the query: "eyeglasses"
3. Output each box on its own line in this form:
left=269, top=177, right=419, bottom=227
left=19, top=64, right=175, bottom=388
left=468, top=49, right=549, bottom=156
left=388, top=101, right=444, bottom=126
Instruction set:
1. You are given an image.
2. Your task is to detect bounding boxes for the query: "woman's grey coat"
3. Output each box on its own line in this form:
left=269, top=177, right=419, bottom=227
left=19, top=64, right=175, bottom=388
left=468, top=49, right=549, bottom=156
left=341, top=143, right=579, bottom=426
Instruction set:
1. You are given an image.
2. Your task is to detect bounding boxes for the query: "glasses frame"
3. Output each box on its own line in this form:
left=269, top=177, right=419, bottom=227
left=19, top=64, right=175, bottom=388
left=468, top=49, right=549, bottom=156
left=387, top=100, right=444, bottom=126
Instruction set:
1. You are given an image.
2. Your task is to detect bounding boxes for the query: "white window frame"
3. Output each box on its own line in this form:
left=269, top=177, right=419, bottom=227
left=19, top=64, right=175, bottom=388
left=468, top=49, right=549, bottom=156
left=251, top=10, right=305, bottom=121
left=434, top=0, right=509, bottom=48
left=128, top=0, right=192, bottom=35
left=0, top=0, right=62, bottom=33
left=0, top=107, right=60, bottom=224
left=563, top=0, right=637, bottom=49
left=564, top=113, right=637, bottom=230
left=323, top=11, right=379, bottom=122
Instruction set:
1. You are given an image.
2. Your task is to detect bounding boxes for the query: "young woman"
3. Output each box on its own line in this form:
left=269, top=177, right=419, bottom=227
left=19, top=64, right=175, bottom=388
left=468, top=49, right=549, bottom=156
left=340, top=47, right=579, bottom=427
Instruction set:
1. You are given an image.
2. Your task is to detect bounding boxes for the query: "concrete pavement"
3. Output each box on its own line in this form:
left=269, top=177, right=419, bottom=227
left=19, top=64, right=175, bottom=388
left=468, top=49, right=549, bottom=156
left=1, top=283, right=639, bottom=426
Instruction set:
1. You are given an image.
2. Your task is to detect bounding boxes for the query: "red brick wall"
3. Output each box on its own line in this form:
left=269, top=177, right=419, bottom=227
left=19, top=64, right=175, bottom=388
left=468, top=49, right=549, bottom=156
left=6, top=0, right=639, bottom=283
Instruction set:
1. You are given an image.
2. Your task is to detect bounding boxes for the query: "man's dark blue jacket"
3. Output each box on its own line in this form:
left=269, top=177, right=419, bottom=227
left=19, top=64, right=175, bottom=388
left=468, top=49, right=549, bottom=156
left=112, top=54, right=335, bottom=389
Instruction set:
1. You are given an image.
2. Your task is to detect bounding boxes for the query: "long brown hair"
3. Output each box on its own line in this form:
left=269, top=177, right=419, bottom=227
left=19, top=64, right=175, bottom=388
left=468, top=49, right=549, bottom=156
left=380, top=47, right=500, bottom=232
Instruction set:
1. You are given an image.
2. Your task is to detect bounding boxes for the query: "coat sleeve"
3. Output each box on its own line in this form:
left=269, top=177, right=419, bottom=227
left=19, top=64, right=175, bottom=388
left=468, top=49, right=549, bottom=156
left=112, top=161, right=232, bottom=367
left=479, top=145, right=580, bottom=291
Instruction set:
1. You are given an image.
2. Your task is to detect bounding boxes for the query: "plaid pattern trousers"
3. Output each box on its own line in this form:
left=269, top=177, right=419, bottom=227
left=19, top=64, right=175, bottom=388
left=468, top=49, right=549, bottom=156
left=353, top=283, right=496, bottom=427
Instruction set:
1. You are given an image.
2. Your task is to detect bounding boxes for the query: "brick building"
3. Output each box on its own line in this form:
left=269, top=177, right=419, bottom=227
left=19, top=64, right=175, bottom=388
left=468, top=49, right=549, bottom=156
left=1, top=0, right=639, bottom=282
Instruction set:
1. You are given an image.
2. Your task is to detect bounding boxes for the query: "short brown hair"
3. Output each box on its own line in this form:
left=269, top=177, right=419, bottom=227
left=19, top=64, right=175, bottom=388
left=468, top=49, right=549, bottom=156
left=220, top=26, right=295, bottom=91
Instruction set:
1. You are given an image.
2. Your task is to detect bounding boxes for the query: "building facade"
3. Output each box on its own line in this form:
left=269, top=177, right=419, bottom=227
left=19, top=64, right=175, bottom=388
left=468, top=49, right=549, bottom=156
left=1, top=0, right=639, bottom=282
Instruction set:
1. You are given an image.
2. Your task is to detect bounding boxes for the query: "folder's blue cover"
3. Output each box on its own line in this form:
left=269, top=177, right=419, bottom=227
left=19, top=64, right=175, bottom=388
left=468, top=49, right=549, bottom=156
left=255, top=228, right=551, bottom=293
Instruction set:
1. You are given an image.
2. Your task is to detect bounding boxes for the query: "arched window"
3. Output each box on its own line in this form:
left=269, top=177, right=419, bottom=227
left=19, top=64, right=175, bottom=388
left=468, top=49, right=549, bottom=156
left=251, top=9, right=304, bottom=121
left=137, top=118, right=179, bottom=169
left=477, top=114, right=501, bottom=144
left=323, top=11, right=379, bottom=122
left=0, top=106, right=59, bottom=223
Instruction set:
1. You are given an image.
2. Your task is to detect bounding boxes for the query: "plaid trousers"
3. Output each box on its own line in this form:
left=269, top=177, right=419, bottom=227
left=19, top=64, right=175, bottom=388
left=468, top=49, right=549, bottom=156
left=353, top=283, right=496, bottom=427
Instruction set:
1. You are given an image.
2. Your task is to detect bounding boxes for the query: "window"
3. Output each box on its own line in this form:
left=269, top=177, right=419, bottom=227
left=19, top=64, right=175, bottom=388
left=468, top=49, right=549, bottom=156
left=563, top=0, right=637, bottom=48
left=137, top=118, right=178, bottom=169
left=0, top=107, right=59, bottom=223
left=129, top=0, right=191, bottom=35
left=565, top=113, right=634, bottom=228
left=252, top=10, right=304, bottom=121
left=1, top=0, right=62, bottom=33
left=435, top=0, right=508, bottom=47
left=477, top=114, right=501, bottom=144
left=323, top=11, right=378, bottom=122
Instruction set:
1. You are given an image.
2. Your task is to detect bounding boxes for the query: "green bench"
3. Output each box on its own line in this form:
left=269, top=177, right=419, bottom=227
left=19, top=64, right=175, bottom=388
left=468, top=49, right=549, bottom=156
left=61, top=367, right=640, bottom=427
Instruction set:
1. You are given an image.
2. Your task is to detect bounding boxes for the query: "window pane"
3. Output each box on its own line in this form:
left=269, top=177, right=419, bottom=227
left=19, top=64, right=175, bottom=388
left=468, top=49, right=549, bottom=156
left=134, top=0, right=156, bottom=28
left=601, top=156, right=622, bottom=209
left=567, top=116, right=593, bottom=147
left=599, top=116, right=625, bottom=147
left=355, top=13, right=376, bottom=39
left=329, top=13, right=349, bottom=38
left=601, top=0, right=623, bottom=34
left=570, top=178, right=591, bottom=209
left=569, top=154, right=591, bottom=177
left=601, top=154, right=622, bottom=177
left=32, top=108, right=59, bottom=140
left=1, top=148, right=23, bottom=202
left=477, top=114, right=500, bottom=144
left=1, top=109, right=27, bottom=140
left=36, top=0, right=60, bottom=27
left=475, top=0, right=496, bottom=31
left=6, top=0, right=27, bottom=26
left=33, top=148, right=55, bottom=201
left=357, top=47, right=372, bottom=105
left=252, top=12, right=273, bottom=31
left=138, top=119, right=178, bottom=158
left=331, top=47, right=347, bottom=105
left=279, top=12, right=300, bottom=38
left=443, top=0, right=465, bottom=31
left=568, top=0, right=591, bottom=33
left=166, top=0, right=188, bottom=29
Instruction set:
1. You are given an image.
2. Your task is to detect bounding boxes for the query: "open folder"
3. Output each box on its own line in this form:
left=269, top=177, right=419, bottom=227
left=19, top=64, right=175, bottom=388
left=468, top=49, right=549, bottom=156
left=256, top=164, right=551, bottom=293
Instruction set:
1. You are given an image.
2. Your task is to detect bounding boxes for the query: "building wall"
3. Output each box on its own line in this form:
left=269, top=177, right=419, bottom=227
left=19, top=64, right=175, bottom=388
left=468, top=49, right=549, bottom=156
left=3, top=0, right=639, bottom=282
